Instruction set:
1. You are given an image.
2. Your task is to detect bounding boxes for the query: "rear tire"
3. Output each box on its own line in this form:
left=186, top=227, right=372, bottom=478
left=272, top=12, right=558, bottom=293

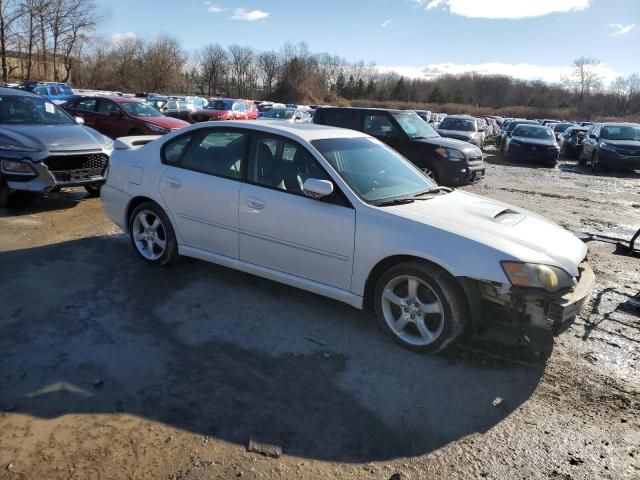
left=373, top=261, right=469, bottom=353
left=129, top=202, right=179, bottom=266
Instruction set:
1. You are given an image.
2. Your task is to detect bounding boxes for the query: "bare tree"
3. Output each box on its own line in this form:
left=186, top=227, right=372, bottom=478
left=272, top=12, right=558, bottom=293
left=562, top=57, right=603, bottom=105
left=228, top=44, right=254, bottom=97
left=610, top=74, right=640, bottom=115
left=198, top=43, right=228, bottom=96
left=0, top=0, right=20, bottom=82
left=256, top=50, right=279, bottom=97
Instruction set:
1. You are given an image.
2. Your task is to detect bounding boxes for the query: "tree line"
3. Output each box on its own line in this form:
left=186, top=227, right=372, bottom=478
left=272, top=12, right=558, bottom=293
left=1, top=0, right=639, bottom=119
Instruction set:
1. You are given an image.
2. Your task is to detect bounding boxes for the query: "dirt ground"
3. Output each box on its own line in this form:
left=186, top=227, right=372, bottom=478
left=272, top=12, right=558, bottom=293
left=0, top=151, right=639, bottom=480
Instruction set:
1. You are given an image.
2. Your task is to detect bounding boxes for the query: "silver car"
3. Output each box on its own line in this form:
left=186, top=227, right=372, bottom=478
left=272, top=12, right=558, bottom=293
left=0, top=88, right=113, bottom=206
left=101, top=121, right=594, bottom=354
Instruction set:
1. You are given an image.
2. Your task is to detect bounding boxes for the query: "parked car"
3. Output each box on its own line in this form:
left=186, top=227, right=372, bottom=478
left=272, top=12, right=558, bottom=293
left=540, top=119, right=561, bottom=127
left=160, top=99, right=193, bottom=122
left=497, top=119, right=539, bottom=151
left=261, top=107, right=312, bottom=123
left=313, top=107, right=484, bottom=186
left=63, top=96, right=190, bottom=138
left=183, top=96, right=207, bottom=111
left=191, top=99, right=258, bottom=122
left=144, top=97, right=168, bottom=111
left=558, top=126, right=589, bottom=159
left=0, top=88, right=113, bottom=205
left=503, top=124, right=560, bottom=166
left=16, top=81, right=75, bottom=104
left=436, top=115, right=485, bottom=149
left=580, top=123, right=640, bottom=171
left=101, top=121, right=594, bottom=353
left=550, top=122, right=577, bottom=142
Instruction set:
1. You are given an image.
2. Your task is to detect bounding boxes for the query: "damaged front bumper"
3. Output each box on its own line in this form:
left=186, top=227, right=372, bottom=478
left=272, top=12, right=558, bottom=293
left=480, top=263, right=595, bottom=330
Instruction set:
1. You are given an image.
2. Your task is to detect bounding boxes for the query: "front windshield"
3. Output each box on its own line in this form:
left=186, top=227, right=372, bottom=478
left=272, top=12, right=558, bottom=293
left=206, top=100, right=233, bottom=110
left=265, top=108, right=294, bottom=119
left=553, top=123, right=574, bottom=132
left=0, top=94, right=74, bottom=125
left=312, top=137, right=436, bottom=203
left=120, top=102, right=163, bottom=117
left=513, top=125, right=554, bottom=140
left=438, top=117, right=476, bottom=132
left=392, top=113, right=439, bottom=139
left=601, top=125, right=640, bottom=141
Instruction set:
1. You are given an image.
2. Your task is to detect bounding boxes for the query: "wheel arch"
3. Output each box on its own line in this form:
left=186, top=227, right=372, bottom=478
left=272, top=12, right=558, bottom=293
left=125, top=196, right=158, bottom=232
left=362, top=254, right=483, bottom=332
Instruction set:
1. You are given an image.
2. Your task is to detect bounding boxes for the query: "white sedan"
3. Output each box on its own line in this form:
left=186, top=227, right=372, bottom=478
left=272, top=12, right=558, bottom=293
left=101, top=121, right=594, bottom=353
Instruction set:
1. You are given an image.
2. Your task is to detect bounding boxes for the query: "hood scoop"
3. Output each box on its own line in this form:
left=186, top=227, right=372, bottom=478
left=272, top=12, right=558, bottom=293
left=493, top=208, right=526, bottom=226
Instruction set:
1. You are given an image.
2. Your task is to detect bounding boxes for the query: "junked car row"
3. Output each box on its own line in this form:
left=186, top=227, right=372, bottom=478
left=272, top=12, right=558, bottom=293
left=4, top=83, right=638, bottom=355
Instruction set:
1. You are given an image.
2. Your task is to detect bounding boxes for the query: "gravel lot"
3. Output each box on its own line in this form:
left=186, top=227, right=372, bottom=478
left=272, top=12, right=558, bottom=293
left=0, top=151, right=639, bottom=480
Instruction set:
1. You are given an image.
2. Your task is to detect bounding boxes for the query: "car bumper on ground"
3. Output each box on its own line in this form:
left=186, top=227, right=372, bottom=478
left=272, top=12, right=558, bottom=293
left=437, top=157, right=485, bottom=186
left=507, top=147, right=559, bottom=163
left=524, top=263, right=595, bottom=330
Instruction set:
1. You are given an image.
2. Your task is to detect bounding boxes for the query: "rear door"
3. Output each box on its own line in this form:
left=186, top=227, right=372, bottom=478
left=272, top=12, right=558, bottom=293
left=238, top=132, right=355, bottom=290
left=159, top=128, right=249, bottom=257
left=68, top=98, right=99, bottom=128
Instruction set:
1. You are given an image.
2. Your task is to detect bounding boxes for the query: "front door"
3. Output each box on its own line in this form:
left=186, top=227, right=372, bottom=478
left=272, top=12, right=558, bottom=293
left=158, top=128, right=249, bottom=258
left=238, top=133, right=355, bottom=290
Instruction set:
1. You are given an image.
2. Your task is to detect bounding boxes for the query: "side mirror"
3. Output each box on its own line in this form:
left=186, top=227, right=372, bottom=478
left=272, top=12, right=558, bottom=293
left=75, top=116, right=85, bottom=125
left=303, top=178, right=334, bottom=199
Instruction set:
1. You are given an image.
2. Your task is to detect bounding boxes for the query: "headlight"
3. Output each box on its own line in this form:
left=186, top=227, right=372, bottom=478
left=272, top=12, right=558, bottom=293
left=599, top=142, right=615, bottom=152
left=145, top=123, right=169, bottom=134
left=0, top=143, right=40, bottom=153
left=501, top=262, right=574, bottom=293
left=1, top=159, right=36, bottom=175
left=103, top=140, right=114, bottom=151
left=435, top=147, right=465, bottom=161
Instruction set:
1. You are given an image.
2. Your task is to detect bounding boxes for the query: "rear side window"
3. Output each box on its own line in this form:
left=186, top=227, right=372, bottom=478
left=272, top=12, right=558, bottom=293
left=318, top=109, right=361, bottom=130
left=163, top=134, right=194, bottom=165
left=179, top=130, right=248, bottom=179
left=76, top=99, right=97, bottom=111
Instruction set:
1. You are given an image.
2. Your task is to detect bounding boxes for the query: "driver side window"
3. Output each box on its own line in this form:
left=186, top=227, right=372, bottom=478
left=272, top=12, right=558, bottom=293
left=96, top=100, right=118, bottom=115
left=363, top=114, right=396, bottom=136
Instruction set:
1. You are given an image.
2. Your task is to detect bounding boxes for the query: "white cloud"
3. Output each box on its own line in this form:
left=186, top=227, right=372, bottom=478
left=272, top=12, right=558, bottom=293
left=230, top=8, right=269, bottom=21
left=207, top=4, right=226, bottom=13
left=381, top=20, right=392, bottom=27
left=416, top=0, right=591, bottom=19
left=609, top=23, right=637, bottom=36
left=111, top=32, right=136, bottom=44
left=377, top=61, right=619, bottom=84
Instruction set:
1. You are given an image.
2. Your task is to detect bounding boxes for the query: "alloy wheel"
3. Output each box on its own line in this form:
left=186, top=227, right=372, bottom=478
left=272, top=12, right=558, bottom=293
left=132, top=210, right=167, bottom=261
left=381, top=275, right=445, bottom=346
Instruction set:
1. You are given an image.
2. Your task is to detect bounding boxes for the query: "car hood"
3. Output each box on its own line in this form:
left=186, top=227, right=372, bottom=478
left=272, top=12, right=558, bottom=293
left=384, top=190, right=586, bottom=276
left=142, top=116, right=190, bottom=129
left=0, top=124, right=109, bottom=153
left=196, top=109, right=229, bottom=117
left=600, top=139, right=640, bottom=151
left=437, top=129, right=475, bottom=139
left=511, top=137, right=558, bottom=146
left=415, top=135, right=480, bottom=153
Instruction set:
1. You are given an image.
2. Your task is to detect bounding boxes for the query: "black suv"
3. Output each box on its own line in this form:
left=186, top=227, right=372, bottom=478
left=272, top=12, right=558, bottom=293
left=313, top=107, right=485, bottom=186
left=580, top=123, right=640, bottom=171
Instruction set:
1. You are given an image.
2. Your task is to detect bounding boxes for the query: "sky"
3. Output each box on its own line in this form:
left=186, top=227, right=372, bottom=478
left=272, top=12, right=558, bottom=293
left=98, top=0, right=640, bottom=85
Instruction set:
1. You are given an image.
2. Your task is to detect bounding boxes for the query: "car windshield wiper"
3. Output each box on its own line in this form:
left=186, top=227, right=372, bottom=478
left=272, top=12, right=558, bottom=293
left=413, top=186, right=453, bottom=197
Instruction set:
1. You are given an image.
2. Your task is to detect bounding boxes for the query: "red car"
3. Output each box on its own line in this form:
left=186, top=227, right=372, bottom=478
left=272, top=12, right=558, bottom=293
left=191, top=98, right=258, bottom=122
left=62, top=96, right=190, bottom=138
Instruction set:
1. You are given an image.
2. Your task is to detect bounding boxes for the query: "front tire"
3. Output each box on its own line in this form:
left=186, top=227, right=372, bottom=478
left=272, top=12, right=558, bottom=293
left=373, top=261, right=468, bottom=353
left=129, top=202, right=179, bottom=266
left=84, top=183, right=102, bottom=197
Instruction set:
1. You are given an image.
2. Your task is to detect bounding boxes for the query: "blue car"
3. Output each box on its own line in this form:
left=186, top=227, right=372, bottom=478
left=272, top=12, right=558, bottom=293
left=16, top=81, right=75, bottom=104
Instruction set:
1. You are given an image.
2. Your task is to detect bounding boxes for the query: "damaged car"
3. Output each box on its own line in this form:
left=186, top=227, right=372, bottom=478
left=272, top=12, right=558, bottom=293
left=101, top=121, right=594, bottom=353
left=0, top=88, right=113, bottom=206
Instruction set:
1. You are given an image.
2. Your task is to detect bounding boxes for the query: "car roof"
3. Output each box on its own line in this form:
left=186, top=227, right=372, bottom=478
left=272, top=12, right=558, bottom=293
left=0, top=87, right=38, bottom=97
left=203, top=120, right=369, bottom=141
left=600, top=122, right=640, bottom=127
left=317, top=106, right=408, bottom=114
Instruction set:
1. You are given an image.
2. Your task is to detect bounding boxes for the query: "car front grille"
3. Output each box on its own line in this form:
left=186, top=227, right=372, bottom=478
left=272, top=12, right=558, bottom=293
left=43, top=153, right=109, bottom=183
left=467, top=155, right=484, bottom=166
left=616, top=148, right=640, bottom=157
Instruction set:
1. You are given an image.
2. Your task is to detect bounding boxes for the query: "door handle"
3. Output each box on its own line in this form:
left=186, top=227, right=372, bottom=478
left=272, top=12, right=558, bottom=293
left=247, top=197, right=266, bottom=210
left=165, top=177, right=182, bottom=189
